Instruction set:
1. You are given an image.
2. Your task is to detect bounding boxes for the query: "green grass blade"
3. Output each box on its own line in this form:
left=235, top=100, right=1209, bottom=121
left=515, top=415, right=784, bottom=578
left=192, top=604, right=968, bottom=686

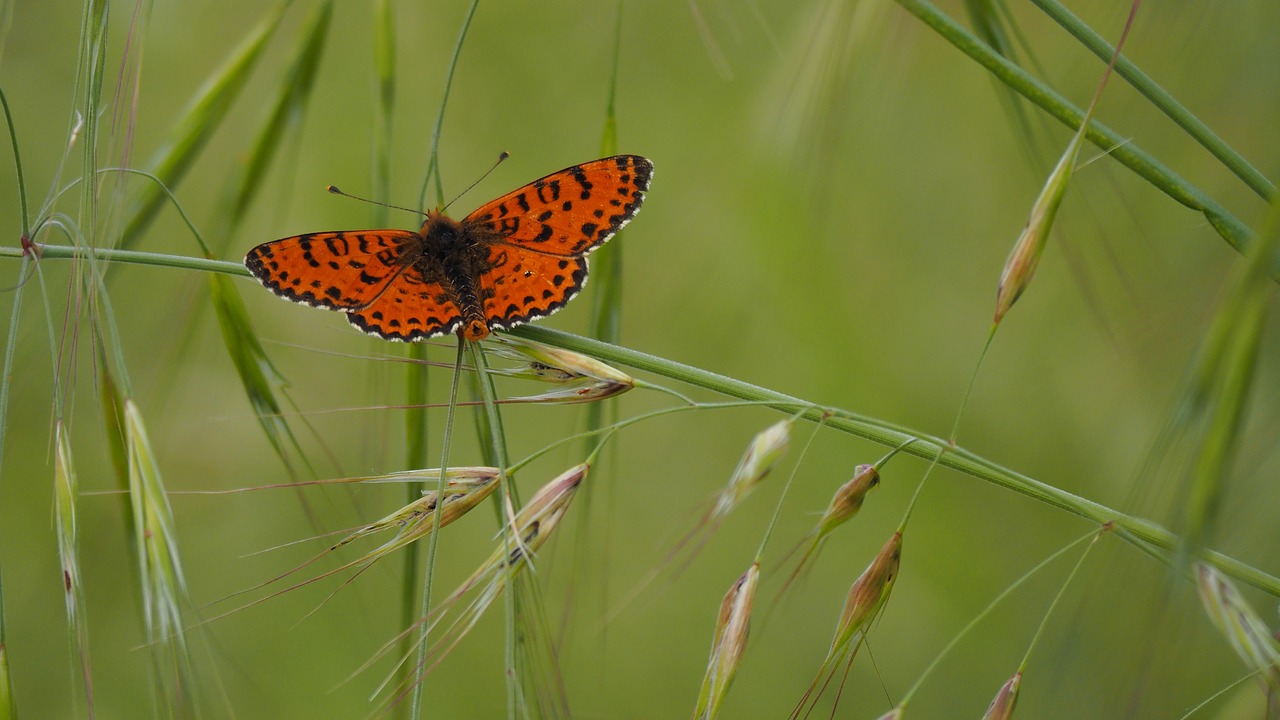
left=1031, top=0, right=1276, bottom=201
left=121, top=2, right=289, bottom=246
left=209, top=273, right=309, bottom=474
left=893, top=0, right=1272, bottom=274
left=221, top=0, right=333, bottom=239
left=1178, top=195, right=1279, bottom=562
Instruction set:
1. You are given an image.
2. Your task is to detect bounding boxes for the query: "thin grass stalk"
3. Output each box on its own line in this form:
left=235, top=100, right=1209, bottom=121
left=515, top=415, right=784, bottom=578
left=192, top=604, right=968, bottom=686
left=0, top=256, right=23, bottom=720
left=417, top=0, right=480, bottom=212
left=1030, top=0, right=1275, bottom=201
left=0, top=105, right=31, bottom=707
left=1177, top=196, right=1279, bottom=564
left=408, top=339, right=467, bottom=720
left=464, top=340, right=525, bottom=717
left=371, top=0, right=395, bottom=223
left=894, top=527, right=1102, bottom=711
left=892, top=0, right=1269, bottom=272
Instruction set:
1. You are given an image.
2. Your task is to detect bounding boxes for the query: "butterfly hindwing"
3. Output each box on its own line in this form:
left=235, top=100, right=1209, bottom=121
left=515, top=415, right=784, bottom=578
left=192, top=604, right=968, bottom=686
left=245, top=230, right=421, bottom=310
left=478, top=245, right=588, bottom=330
left=463, top=155, right=652, bottom=257
left=345, top=269, right=464, bottom=342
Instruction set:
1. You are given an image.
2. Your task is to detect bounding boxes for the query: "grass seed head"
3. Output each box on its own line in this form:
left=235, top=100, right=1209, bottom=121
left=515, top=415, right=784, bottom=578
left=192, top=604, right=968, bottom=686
left=713, top=419, right=792, bottom=519
left=337, top=468, right=501, bottom=551
left=993, top=132, right=1077, bottom=324
left=695, top=562, right=761, bottom=719
left=503, top=463, right=589, bottom=566
left=820, top=463, right=880, bottom=534
left=1196, top=563, right=1280, bottom=692
left=836, top=531, right=902, bottom=646
left=981, top=672, right=1021, bottom=719
left=490, top=335, right=634, bottom=402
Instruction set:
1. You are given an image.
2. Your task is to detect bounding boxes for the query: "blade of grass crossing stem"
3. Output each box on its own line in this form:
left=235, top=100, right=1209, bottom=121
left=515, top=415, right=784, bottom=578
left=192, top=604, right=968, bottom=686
left=55, top=422, right=94, bottom=711
left=1030, top=0, right=1275, bottom=201
left=121, top=2, right=288, bottom=246
left=1177, top=195, right=1280, bottom=565
left=962, top=0, right=1040, bottom=155
left=125, top=400, right=197, bottom=716
left=892, top=0, right=1274, bottom=276
left=220, top=0, right=332, bottom=245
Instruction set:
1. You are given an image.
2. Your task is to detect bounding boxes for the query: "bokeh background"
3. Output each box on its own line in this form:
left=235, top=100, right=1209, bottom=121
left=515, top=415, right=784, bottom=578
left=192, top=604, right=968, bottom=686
left=1, top=1, right=1279, bottom=717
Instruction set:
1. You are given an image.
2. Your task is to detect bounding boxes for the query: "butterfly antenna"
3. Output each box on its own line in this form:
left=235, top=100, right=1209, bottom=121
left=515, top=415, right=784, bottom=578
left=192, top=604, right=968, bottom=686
left=442, top=151, right=510, bottom=212
left=326, top=185, right=428, bottom=218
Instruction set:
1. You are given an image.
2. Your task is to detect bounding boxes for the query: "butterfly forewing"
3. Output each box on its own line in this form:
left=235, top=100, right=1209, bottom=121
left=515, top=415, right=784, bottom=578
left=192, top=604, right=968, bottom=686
left=463, top=155, right=652, bottom=257
left=245, top=230, right=420, bottom=310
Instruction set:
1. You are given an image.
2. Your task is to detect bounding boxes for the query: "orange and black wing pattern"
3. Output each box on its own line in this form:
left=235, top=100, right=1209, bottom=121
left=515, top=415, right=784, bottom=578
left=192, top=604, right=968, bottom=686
left=463, top=155, right=652, bottom=257
left=344, top=269, right=464, bottom=342
left=477, top=247, right=589, bottom=331
left=244, top=230, right=420, bottom=311
left=466, top=155, right=651, bottom=330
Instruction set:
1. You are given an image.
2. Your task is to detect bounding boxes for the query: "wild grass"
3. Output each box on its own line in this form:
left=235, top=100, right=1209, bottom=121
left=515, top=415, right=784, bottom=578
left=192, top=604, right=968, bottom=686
left=1, top=1, right=1278, bottom=718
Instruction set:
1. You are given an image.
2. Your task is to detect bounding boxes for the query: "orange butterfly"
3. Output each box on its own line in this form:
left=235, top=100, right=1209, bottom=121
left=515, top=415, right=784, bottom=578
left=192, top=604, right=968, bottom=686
left=245, top=155, right=652, bottom=342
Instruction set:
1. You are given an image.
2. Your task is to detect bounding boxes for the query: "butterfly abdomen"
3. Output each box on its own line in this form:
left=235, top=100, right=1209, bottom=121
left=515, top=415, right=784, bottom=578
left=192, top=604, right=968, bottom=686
left=421, top=214, right=494, bottom=341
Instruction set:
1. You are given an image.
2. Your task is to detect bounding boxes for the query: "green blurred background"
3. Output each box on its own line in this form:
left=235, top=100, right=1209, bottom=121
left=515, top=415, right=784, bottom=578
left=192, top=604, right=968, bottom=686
left=2, top=1, right=1279, bottom=717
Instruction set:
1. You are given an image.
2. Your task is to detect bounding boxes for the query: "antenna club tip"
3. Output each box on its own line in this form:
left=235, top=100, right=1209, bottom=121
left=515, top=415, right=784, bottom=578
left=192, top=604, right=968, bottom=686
left=326, top=185, right=341, bottom=194
left=498, top=151, right=510, bottom=161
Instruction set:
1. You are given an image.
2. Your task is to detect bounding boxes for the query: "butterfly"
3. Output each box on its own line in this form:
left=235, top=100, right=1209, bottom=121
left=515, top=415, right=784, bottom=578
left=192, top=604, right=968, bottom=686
left=244, top=155, right=653, bottom=342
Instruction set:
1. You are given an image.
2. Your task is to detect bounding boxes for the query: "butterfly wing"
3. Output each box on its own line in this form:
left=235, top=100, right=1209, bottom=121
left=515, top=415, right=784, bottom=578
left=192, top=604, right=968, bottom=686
left=244, top=230, right=420, bottom=310
left=477, top=247, right=589, bottom=331
left=344, top=269, right=464, bottom=342
left=462, top=155, right=653, bottom=256
left=245, top=229, right=466, bottom=341
left=464, top=155, right=651, bottom=330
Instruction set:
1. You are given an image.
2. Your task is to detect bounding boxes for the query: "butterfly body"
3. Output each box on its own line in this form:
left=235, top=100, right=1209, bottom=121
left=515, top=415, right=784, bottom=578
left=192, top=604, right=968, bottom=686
left=245, top=155, right=652, bottom=342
